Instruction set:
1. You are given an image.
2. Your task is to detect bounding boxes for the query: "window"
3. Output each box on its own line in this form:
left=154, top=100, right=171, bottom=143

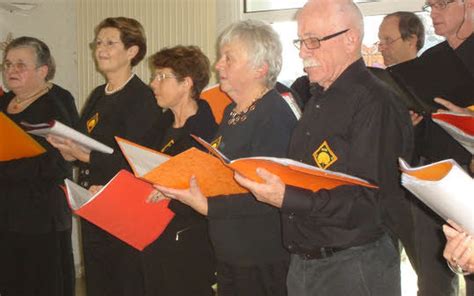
left=271, top=12, right=444, bottom=86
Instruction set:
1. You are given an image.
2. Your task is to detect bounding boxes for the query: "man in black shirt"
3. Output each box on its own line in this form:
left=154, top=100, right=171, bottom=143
left=422, top=1, right=474, bottom=295
left=236, top=1, right=413, bottom=295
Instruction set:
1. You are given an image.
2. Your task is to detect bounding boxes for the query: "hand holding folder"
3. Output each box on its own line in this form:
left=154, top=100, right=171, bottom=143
left=0, top=112, right=45, bottom=161
left=116, top=135, right=376, bottom=198
left=64, top=170, right=175, bottom=250
left=400, top=158, right=474, bottom=235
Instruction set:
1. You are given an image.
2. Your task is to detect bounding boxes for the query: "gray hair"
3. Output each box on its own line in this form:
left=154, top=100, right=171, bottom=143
left=218, top=19, right=282, bottom=88
left=3, top=36, right=56, bottom=81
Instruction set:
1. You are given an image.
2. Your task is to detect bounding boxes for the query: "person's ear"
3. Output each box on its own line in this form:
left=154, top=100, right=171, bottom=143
left=126, top=45, right=139, bottom=61
left=183, top=76, right=194, bottom=90
left=343, top=29, right=359, bottom=53
left=37, top=65, right=49, bottom=80
left=254, top=63, right=269, bottom=80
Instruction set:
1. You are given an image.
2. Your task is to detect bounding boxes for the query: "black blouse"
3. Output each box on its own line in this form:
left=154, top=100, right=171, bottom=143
left=77, top=75, right=162, bottom=188
left=0, top=84, right=79, bottom=233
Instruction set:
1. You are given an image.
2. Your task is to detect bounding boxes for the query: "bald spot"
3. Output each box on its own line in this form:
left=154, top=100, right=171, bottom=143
left=298, top=0, right=364, bottom=42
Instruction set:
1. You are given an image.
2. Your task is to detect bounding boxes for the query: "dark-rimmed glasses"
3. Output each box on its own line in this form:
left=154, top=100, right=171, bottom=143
left=422, top=0, right=455, bottom=12
left=293, top=29, right=350, bottom=50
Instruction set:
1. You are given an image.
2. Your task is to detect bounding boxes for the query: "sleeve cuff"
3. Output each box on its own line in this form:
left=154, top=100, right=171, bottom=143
left=281, top=185, right=315, bottom=215
left=207, top=196, right=227, bottom=219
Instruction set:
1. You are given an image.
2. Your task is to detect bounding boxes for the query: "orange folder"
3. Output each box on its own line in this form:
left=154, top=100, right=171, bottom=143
left=64, top=170, right=175, bottom=251
left=191, top=135, right=378, bottom=192
left=116, top=136, right=376, bottom=198
left=0, top=111, right=46, bottom=161
left=116, top=136, right=247, bottom=197
left=201, top=84, right=232, bottom=124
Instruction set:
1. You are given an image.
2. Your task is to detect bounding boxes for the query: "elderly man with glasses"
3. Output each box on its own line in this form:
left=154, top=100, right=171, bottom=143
left=235, top=0, right=413, bottom=295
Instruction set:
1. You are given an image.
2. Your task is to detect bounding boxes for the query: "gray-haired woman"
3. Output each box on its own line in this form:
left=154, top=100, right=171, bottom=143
left=154, top=19, right=298, bottom=296
left=0, top=36, right=79, bottom=296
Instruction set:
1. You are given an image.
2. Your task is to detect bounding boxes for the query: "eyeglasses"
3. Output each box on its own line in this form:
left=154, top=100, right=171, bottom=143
left=2, top=61, right=36, bottom=72
left=293, top=29, right=350, bottom=50
left=91, top=40, right=121, bottom=49
left=375, top=36, right=403, bottom=47
left=152, top=72, right=178, bottom=82
left=422, top=0, right=455, bottom=12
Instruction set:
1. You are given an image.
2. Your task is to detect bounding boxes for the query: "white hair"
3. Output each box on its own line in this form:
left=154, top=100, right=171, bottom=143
left=218, top=19, right=282, bottom=88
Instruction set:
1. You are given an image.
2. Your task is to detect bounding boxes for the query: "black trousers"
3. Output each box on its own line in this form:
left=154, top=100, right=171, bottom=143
left=142, top=221, right=216, bottom=296
left=81, top=220, right=145, bottom=296
left=216, top=259, right=288, bottom=296
left=0, top=229, right=75, bottom=296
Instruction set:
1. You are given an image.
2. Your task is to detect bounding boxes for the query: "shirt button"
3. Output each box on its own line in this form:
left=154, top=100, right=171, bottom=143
left=81, top=181, right=89, bottom=188
left=85, top=169, right=90, bottom=175
left=287, top=244, right=294, bottom=251
left=288, top=213, right=295, bottom=220
left=305, top=131, right=310, bottom=136
left=315, top=104, right=320, bottom=109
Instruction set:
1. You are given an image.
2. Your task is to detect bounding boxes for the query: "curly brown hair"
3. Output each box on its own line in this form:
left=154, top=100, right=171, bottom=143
left=150, top=45, right=210, bottom=100
left=95, top=17, right=147, bottom=67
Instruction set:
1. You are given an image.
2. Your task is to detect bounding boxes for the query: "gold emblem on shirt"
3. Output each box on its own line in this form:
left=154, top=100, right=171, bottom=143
left=210, top=136, right=222, bottom=149
left=87, top=113, right=99, bottom=133
left=160, top=139, right=175, bottom=153
left=313, top=141, right=338, bottom=169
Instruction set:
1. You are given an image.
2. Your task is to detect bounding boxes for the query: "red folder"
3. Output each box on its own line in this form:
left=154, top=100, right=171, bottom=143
left=65, top=170, right=175, bottom=250
left=432, top=111, right=474, bottom=154
left=0, top=111, right=46, bottom=161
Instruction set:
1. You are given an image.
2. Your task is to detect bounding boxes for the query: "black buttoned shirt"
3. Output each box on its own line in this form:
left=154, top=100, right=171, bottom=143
left=281, top=59, right=413, bottom=252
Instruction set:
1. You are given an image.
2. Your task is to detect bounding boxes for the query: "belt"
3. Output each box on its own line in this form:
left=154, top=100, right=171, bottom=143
left=296, top=235, right=385, bottom=260
left=297, top=246, right=349, bottom=260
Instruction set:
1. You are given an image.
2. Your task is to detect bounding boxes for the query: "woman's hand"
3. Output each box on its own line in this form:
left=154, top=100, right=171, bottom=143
left=88, top=185, right=103, bottom=194
left=47, top=135, right=91, bottom=163
left=153, top=176, right=208, bottom=215
left=146, top=189, right=169, bottom=203
left=443, top=220, right=474, bottom=274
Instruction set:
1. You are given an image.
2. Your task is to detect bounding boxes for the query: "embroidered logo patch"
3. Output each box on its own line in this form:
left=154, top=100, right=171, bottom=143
left=160, top=139, right=175, bottom=153
left=210, top=136, right=222, bottom=149
left=312, top=141, right=338, bottom=169
left=86, top=113, right=99, bottom=133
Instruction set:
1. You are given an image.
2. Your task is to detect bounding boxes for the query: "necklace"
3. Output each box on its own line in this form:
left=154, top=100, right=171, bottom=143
left=11, top=83, right=52, bottom=111
left=105, top=73, right=135, bottom=95
left=227, top=88, right=268, bottom=126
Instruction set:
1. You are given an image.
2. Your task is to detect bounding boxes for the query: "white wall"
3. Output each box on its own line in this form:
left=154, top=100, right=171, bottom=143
left=0, top=0, right=79, bottom=104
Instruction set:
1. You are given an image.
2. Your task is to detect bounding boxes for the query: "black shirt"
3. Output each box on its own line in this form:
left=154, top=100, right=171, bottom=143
left=207, top=88, right=298, bottom=265
left=0, top=84, right=79, bottom=233
left=145, top=99, right=218, bottom=220
left=455, top=33, right=474, bottom=78
left=281, top=59, right=413, bottom=251
left=414, top=41, right=473, bottom=165
left=77, top=75, right=162, bottom=188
